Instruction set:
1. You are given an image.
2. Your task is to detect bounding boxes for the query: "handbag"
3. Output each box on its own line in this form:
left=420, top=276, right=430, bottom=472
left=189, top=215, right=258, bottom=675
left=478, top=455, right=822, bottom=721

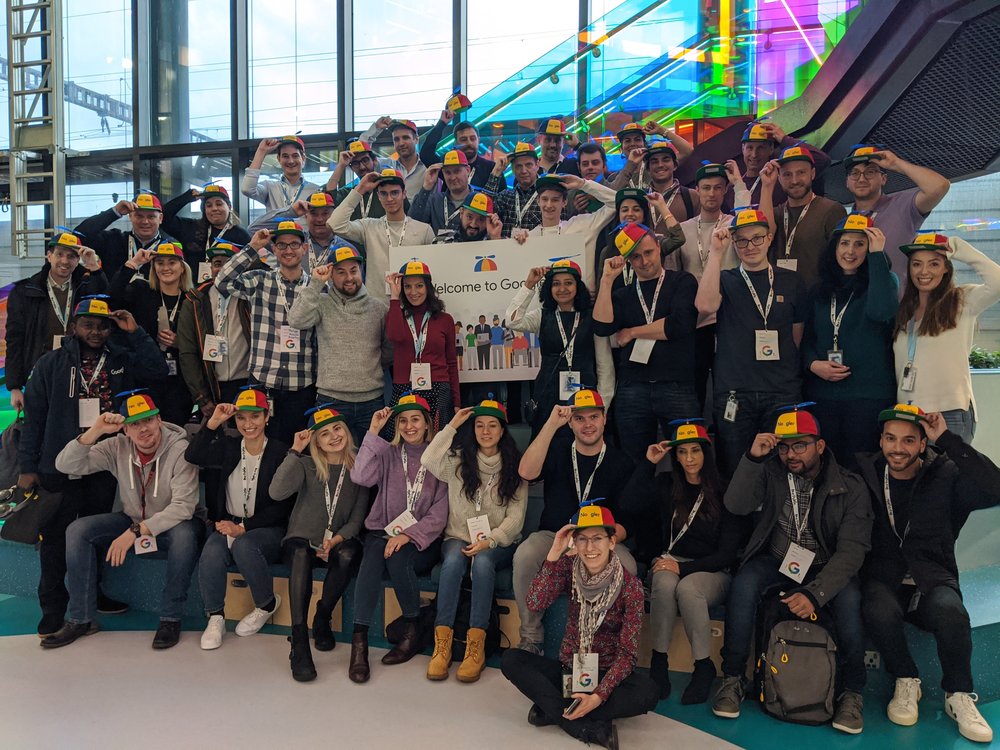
left=0, top=484, right=63, bottom=545
left=523, top=323, right=579, bottom=423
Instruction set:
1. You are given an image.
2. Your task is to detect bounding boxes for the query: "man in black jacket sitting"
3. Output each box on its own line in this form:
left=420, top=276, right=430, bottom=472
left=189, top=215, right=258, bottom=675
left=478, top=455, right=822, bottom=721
left=858, top=404, right=999, bottom=744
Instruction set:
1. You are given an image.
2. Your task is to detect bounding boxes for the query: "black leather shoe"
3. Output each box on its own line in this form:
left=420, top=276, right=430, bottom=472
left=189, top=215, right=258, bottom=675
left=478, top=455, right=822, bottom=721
left=349, top=632, right=370, bottom=684
left=579, top=721, right=618, bottom=750
left=152, top=620, right=182, bottom=649
left=290, top=625, right=318, bottom=682
left=40, top=621, right=100, bottom=649
left=37, top=613, right=64, bottom=637
left=381, top=621, right=421, bottom=665
left=96, top=592, right=129, bottom=615
left=312, top=609, right=336, bottom=652
left=527, top=705, right=556, bottom=727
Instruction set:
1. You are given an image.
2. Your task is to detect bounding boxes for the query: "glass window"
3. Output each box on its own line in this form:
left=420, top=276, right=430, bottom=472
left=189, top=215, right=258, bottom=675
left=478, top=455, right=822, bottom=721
left=236, top=145, right=339, bottom=228
left=65, top=160, right=135, bottom=228
left=352, top=0, right=451, bottom=128
left=146, top=0, right=232, bottom=145
left=63, top=0, right=133, bottom=151
left=138, top=154, right=234, bottom=222
left=248, top=0, right=338, bottom=136
left=0, top=12, right=8, bottom=151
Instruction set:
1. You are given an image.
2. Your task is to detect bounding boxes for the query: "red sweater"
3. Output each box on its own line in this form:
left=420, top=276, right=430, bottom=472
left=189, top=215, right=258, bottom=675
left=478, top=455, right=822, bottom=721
left=527, top=556, right=645, bottom=702
left=386, top=300, right=461, bottom=408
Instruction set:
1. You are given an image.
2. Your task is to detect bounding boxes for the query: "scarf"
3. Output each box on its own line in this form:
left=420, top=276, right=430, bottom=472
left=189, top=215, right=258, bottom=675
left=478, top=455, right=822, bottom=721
left=572, top=552, right=624, bottom=655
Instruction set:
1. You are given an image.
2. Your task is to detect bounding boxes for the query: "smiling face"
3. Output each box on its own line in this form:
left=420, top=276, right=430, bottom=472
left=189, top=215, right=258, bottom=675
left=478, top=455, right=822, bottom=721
left=459, top=208, right=487, bottom=240
left=617, top=198, right=645, bottom=224
left=836, top=232, right=869, bottom=275
left=403, top=276, right=428, bottom=307
left=235, top=410, right=268, bottom=441
left=442, top=165, right=471, bottom=194
left=203, top=197, right=231, bottom=228
left=570, top=408, right=605, bottom=448
left=572, top=527, right=615, bottom=574
left=880, top=421, right=926, bottom=475
left=675, top=442, right=705, bottom=480
left=733, top=225, right=772, bottom=270
left=124, top=414, right=163, bottom=454
left=907, top=250, right=949, bottom=293
left=306, top=206, right=334, bottom=235
left=397, top=411, right=430, bottom=445
left=315, top=421, right=349, bottom=455
left=350, top=152, right=376, bottom=177
left=538, top=188, right=566, bottom=223
left=548, top=271, right=577, bottom=308
left=777, top=161, right=815, bottom=201
left=277, top=144, right=304, bottom=176
left=131, top=209, right=162, bottom=242
left=779, top=437, right=824, bottom=477
left=845, top=163, right=886, bottom=201
left=741, top=140, right=773, bottom=175
left=474, top=416, right=503, bottom=452
left=47, top=246, right=81, bottom=283
left=73, top=315, right=113, bottom=351
left=538, top=134, right=563, bottom=162
left=272, top=233, right=306, bottom=270
left=392, top=129, right=416, bottom=160
left=153, top=256, right=183, bottom=286
left=647, top=152, right=676, bottom=184
left=628, top=234, right=662, bottom=281
left=619, top=132, right=646, bottom=153
left=331, top=259, right=362, bottom=297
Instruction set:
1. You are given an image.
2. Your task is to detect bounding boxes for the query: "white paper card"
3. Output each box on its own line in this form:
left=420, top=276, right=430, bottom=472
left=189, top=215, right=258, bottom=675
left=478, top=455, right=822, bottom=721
left=227, top=534, right=236, bottom=549
left=52, top=335, right=63, bottom=351
left=900, top=364, right=916, bottom=392
left=323, top=529, right=333, bottom=543
left=572, top=652, right=600, bottom=694
left=134, top=534, right=158, bottom=555
left=780, top=542, right=815, bottom=583
left=197, top=262, right=213, bottom=282
left=723, top=398, right=738, bottom=423
left=628, top=338, right=655, bottom=364
left=776, top=258, right=798, bottom=272
left=280, top=325, right=301, bottom=352
left=467, top=514, right=492, bottom=543
left=203, top=334, right=228, bottom=362
left=755, top=329, right=780, bottom=361
left=78, top=398, right=100, bottom=429
left=559, top=370, right=581, bottom=401
left=166, top=355, right=178, bottom=376
left=385, top=509, right=418, bottom=537
left=410, top=362, right=432, bottom=391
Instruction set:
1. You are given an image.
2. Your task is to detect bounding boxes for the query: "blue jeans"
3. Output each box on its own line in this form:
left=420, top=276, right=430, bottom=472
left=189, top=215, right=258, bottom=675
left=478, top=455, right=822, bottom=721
left=940, top=406, right=975, bottom=445
left=614, top=381, right=700, bottom=464
left=713, top=390, right=800, bottom=477
left=352, top=534, right=441, bottom=626
left=198, top=526, right=284, bottom=614
left=720, top=555, right=866, bottom=692
left=316, top=394, right=385, bottom=447
left=66, top=513, right=202, bottom=623
left=435, top=538, right=516, bottom=630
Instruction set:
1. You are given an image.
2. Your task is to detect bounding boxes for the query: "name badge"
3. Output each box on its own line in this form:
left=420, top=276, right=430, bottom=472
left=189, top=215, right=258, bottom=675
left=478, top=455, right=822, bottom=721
left=628, top=338, right=655, bottom=364
left=559, top=370, right=581, bottom=401
left=203, top=334, right=228, bottom=362
left=572, top=652, right=600, bottom=694
left=466, top=514, right=492, bottom=543
left=776, top=258, right=798, bottom=272
left=780, top=542, right=815, bottom=584
left=410, top=362, right=432, bottom=391
left=900, top=363, right=917, bottom=392
left=165, top=354, right=179, bottom=376
left=134, top=534, right=158, bottom=555
left=384, top=509, right=418, bottom=537
left=79, top=398, right=101, bottom=429
left=53, top=335, right=63, bottom=351
left=755, top=329, right=780, bottom=361
left=723, top=394, right=739, bottom=423
left=323, top=529, right=333, bottom=543
left=197, top=262, right=212, bottom=283
left=280, top=325, right=301, bottom=353
left=826, top=349, right=844, bottom=365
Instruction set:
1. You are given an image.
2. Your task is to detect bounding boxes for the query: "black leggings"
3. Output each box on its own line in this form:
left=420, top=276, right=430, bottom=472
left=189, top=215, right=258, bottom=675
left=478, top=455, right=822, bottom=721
left=284, top=537, right=363, bottom=627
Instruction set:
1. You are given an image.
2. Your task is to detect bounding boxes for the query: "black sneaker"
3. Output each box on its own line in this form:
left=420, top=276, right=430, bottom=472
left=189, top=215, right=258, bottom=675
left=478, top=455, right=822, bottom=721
left=579, top=721, right=618, bottom=750
left=37, top=613, right=64, bottom=637
left=96, top=593, right=129, bottom=615
left=152, top=620, right=182, bottom=649
left=40, top=621, right=100, bottom=649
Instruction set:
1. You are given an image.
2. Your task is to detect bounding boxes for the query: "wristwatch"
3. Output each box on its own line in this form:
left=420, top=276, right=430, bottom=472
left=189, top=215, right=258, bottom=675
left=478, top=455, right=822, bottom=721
left=129, top=522, right=142, bottom=536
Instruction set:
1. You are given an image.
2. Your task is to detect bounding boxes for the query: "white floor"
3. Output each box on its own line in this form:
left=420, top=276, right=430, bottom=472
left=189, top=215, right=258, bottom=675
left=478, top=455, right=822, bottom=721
left=1, top=632, right=742, bottom=750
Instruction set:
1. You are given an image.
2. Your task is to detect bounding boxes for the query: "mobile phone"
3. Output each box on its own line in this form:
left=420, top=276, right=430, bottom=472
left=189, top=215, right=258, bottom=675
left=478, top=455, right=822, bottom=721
left=564, top=698, right=582, bottom=716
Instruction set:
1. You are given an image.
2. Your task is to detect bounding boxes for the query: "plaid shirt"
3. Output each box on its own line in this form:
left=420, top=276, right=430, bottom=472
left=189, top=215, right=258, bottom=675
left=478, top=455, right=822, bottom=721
left=768, top=473, right=829, bottom=567
left=214, top=246, right=317, bottom=390
left=492, top=182, right=542, bottom=239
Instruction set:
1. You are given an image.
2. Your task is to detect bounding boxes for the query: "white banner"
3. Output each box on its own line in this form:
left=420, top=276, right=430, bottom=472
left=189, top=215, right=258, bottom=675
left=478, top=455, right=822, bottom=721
left=390, top=236, right=586, bottom=383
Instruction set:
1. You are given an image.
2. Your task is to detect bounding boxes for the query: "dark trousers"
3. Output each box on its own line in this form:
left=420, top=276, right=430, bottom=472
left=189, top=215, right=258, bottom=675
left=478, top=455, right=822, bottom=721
left=713, top=390, right=799, bottom=477
left=694, top=324, right=716, bottom=413
left=720, top=555, right=867, bottom=692
left=862, top=580, right=974, bottom=693
left=477, top=345, right=490, bottom=370
left=613, top=381, right=700, bottom=465
left=501, top=649, right=659, bottom=740
left=285, top=537, right=363, bottom=627
left=809, top=398, right=887, bottom=471
left=153, top=374, right=195, bottom=426
left=352, top=534, right=441, bottom=626
left=218, top=379, right=247, bottom=405
left=37, top=471, right=117, bottom=619
left=260, top=385, right=316, bottom=446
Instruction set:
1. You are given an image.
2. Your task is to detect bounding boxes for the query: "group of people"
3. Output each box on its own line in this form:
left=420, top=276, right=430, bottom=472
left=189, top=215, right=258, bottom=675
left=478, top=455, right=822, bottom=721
left=6, top=106, right=1000, bottom=748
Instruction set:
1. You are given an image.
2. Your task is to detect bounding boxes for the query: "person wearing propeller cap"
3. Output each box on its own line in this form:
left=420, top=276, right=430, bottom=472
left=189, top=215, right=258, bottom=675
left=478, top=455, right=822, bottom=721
left=713, top=403, right=871, bottom=735
left=17, top=296, right=166, bottom=637
left=73, top=190, right=173, bottom=278
left=486, top=142, right=546, bottom=238
left=501, top=501, right=658, bottom=749
left=6, top=229, right=108, bottom=413
left=434, top=191, right=503, bottom=243
left=534, top=117, right=582, bottom=177
left=45, top=389, right=202, bottom=650
left=409, top=149, right=475, bottom=236
left=418, top=97, right=496, bottom=189
left=856, top=404, right=1000, bottom=743
left=326, top=138, right=402, bottom=222
left=160, top=183, right=251, bottom=269
left=730, top=121, right=830, bottom=210
left=241, top=134, right=320, bottom=227
left=357, top=118, right=427, bottom=196
left=620, top=419, right=744, bottom=705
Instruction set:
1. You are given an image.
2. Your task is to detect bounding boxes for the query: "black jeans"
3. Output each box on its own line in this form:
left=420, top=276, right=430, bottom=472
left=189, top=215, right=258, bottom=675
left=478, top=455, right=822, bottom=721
left=501, top=649, right=659, bottom=740
left=862, top=580, right=974, bottom=693
left=809, top=398, right=886, bottom=471
left=37, top=471, right=118, bottom=618
left=713, top=390, right=799, bottom=477
left=285, top=537, right=363, bottom=627
left=260, top=384, right=316, bottom=446
left=693, top=324, right=716, bottom=413
left=352, top=534, right=441, bottom=627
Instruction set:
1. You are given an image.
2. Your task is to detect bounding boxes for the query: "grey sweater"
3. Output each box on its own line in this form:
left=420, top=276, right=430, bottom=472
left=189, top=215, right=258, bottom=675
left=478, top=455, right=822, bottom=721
left=286, top=280, right=391, bottom=402
left=240, top=168, right=320, bottom=228
left=269, top=452, right=370, bottom=547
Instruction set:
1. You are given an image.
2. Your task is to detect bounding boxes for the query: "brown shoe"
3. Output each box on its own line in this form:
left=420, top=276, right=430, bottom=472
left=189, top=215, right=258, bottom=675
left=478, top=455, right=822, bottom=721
left=456, top=627, right=487, bottom=683
left=349, top=632, right=370, bottom=684
left=426, top=626, right=453, bottom=681
left=381, top=621, right=421, bottom=665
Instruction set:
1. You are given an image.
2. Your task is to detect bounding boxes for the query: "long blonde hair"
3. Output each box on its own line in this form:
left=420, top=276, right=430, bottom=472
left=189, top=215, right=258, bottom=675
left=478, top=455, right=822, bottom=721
left=309, top=422, right=356, bottom=483
left=389, top=411, right=436, bottom=446
left=149, top=257, right=194, bottom=293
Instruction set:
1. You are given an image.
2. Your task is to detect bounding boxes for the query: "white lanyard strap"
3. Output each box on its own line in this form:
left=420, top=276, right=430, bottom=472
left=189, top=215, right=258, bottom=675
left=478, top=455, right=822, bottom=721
left=207, top=220, right=234, bottom=252
left=405, top=311, right=429, bottom=361
left=280, top=274, right=307, bottom=317
left=279, top=178, right=305, bottom=207
left=906, top=319, right=918, bottom=365
left=785, top=474, right=813, bottom=544
left=360, top=192, right=374, bottom=219
left=782, top=195, right=815, bottom=258
left=239, top=440, right=265, bottom=519
left=444, top=195, right=463, bottom=224
left=474, top=472, right=499, bottom=512
left=695, top=219, right=710, bottom=269
left=385, top=216, right=409, bottom=247
left=47, top=280, right=73, bottom=331
left=161, top=293, right=181, bottom=325
left=829, top=291, right=855, bottom=350
left=572, top=443, right=606, bottom=505
left=128, top=234, right=161, bottom=260
left=325, top=463, right=348, bottom=529
left=80, top=352, right=108, bottom=396
left=635, top=270, right=666, bottom=325
left=514, top=190, right=538, bottom=227
left=215, top=292, right=231, bottom=334
left=555, top=312, right=580, bottom=368
left=739, top=263, right=774, bottom=328
left=667, top=491, right=705, bottom=554
left=400, top=446, right=427, bottom=512
left=882, top=465, right=904, bottom=545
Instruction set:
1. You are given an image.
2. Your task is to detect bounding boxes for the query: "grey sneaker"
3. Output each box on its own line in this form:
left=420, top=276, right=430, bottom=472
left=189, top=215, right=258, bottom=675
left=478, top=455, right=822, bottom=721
left=712, top=676, right=746, bottom=719
left=517, top=640, right=543, bottom=656
left=833, top=690, right=864, bottom=734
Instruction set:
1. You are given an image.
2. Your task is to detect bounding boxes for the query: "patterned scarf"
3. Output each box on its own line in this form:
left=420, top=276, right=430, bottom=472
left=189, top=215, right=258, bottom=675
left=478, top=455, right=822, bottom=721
left=572, top=552, right=624, bottom=655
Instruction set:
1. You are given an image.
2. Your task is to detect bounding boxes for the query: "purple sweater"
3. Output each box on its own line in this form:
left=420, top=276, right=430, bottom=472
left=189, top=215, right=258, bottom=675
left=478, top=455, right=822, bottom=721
left=351, top=433, right=449, bottom=551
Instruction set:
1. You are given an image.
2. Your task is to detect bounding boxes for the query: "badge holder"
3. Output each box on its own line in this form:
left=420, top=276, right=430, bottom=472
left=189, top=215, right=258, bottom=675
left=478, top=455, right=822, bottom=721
left=78, top=398, right=101, bottom=429
left=384, top=509, right=418, bottom=537
left=776, top=258, right=798, bottom=272
left=466, top=515, right=492, bottom=543
left=571, top=652, right=599, bottom=694
left=559, top=371, right=581, bottom=401
left=134, top=534, right=158, bottom=555
left=723, top=392, right=739, bottom=423
left=900, top=363, right=916, bottom=392
left=780, top=542, right=815, bottom=584
left=629, top=338, right=654, bottom=364
left=826, top=349, right=844, bottom=365
left=280, top=325, right=301, bottom=353
left=203, top=334, right=228, bottom=362
left=410, top=362, right=432, bottom=391
left=755, top=330, right=780, bottom=361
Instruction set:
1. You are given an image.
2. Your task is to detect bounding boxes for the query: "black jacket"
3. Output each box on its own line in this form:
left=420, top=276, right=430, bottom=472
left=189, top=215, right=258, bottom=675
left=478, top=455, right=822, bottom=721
left=161, top=190, right=252, bottom=267
left=418, top=119, right=497, bottom=191
left=19, top=330, right=169, bottom=475
left=856, top=431, right=1000, bottom=594
left=74, top=208, right=176, bottom=279
left=725, top=450, right=873, bottom=608
left=184, top=424, right=293, bottom=529
left=5, top=264, right=108, bottom=391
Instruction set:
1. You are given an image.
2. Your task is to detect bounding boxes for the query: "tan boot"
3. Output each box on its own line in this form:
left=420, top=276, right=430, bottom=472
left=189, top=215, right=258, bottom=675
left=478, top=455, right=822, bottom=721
left=456, top=627, right=487, bottom=683
left=426, top=626, right=453, bottom=681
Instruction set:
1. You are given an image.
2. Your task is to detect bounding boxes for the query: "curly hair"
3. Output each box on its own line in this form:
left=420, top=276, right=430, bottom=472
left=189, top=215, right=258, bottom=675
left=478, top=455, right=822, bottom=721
left=539, top=272, right=592, bottom=312
left=452, top=419, right=522, bottom=506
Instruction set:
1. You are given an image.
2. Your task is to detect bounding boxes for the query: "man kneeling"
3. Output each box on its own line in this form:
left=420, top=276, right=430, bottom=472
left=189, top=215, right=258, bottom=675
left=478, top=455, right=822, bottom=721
left=42, top=391, right=201, bottom=650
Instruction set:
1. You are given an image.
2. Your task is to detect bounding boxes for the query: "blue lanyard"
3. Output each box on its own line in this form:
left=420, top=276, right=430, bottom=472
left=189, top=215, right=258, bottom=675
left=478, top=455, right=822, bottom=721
left=906, top=319, right=918, bottom=364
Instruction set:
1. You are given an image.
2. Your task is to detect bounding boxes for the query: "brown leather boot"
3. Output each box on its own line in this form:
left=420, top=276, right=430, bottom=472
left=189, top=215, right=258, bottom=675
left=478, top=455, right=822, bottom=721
left=426, top=626, right=453, bottom=681
left=456, top=627, right=487, bottom=683
left=381, top=621, right=421, bottom=665
left=348, top=631, right=370, bottom=684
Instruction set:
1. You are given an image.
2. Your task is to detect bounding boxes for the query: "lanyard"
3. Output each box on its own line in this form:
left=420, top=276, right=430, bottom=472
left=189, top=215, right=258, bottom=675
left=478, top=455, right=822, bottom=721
left=216, top=293, right=231, bottom=334
left=47, top=279, right=73, bottom=331
left=555, top=311, right=580, bottom=368
left=630, top=163, right=646, bottom=189
left=308, top=238, right=331, bottom=273
left=278, top=177, right=305, bottom=207
left=128, top=234, right=161, bottom=261
left=882, top=465, right=906, bottom=545
left=695, top=219, right=711, bottom=269
left=739, top=264, right=774, bottom=329
left=79, top=352, right=108, bottom=397
left=514, top=189, right=538, bottom=227
left=906, top=319, right=918, bottom=365
left=161, top=293, right=181, bottom=325
left=571, top=443, right=606, bottom=505
left=635, top=269, right=666, bottom=325
left=667, top=491, right=704, bottom=554
left=444, top=195, right=463, bottom=224
left=324, top=464, right=348, bottom=530
left=785, top=474, right=813, bottom=544
left=239, top=440, right=266, bottom=519
left=207, top=220, right=234, bottom=252
left=400, top=446, right=428, bottom=512
left=474, top=472, right=499, bottom=512
left=405, top=311, right=429, bottom=361
left=782, top=195, right=815, bottom=258
left=280, top=273, right=307, bottom=318
left=385, top=217, right=409, bottom=247
left=134, top=460, right=156, bottom=520
left=829, top=291, right=855, bottom=351
left=360, top=192, right=374, bottom=219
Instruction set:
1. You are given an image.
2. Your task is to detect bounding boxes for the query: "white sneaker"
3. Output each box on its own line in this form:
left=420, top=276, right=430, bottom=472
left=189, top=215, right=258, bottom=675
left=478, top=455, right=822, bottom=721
left=200, top=615, right=225, bottom=650
left=235, top=594, right=281, bottom=637
left=887, top=677, right=921, bottom=726
left=945, top=692, right=994, bottom=743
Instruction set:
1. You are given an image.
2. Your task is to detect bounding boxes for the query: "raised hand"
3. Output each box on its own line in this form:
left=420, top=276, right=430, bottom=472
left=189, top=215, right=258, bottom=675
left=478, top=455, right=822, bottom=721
left=207, top=402, right=237, bottom=430
left=646, top=440, right=672, bottom=465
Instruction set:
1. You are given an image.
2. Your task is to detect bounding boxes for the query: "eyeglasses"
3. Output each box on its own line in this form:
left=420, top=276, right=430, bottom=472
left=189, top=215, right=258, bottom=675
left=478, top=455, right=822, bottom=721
left=274, top=241, right=303, bottom=251
left=733, top=235, right=768, bottom=249
left=574, top=534, right=610, bottom=546
left=847, top=167, right=883, bottom=181
left=777, top=440, right=817, bottom=455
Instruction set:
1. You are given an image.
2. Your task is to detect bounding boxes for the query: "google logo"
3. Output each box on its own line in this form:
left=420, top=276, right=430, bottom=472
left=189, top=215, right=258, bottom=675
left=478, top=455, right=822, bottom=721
left=207, top=347, right=219, bottom=358
left=475, top=532, right=487, bottom=542
left=761, top=345, right=774, bottom=357
left=390, top=525, right=404, bottom=536
left=578, top=673, right=593, bottom=687
left=787, top=561, right=801, bottom=575
left=138, top=537, right=153, bottom=550
left=284, top=338, right=296, bottom=350
left=415, top=375, right=428, bottom=388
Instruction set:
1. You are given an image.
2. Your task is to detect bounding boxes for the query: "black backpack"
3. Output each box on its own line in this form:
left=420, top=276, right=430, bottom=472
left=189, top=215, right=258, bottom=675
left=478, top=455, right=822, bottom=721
left=450, top=581, right=508, bottom=661
left=754, top=592, right=838, bottom=725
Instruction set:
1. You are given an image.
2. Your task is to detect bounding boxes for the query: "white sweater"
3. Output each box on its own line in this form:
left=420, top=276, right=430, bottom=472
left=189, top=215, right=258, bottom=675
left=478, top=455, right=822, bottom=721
left=892, top=237, right=1000, bottom=414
